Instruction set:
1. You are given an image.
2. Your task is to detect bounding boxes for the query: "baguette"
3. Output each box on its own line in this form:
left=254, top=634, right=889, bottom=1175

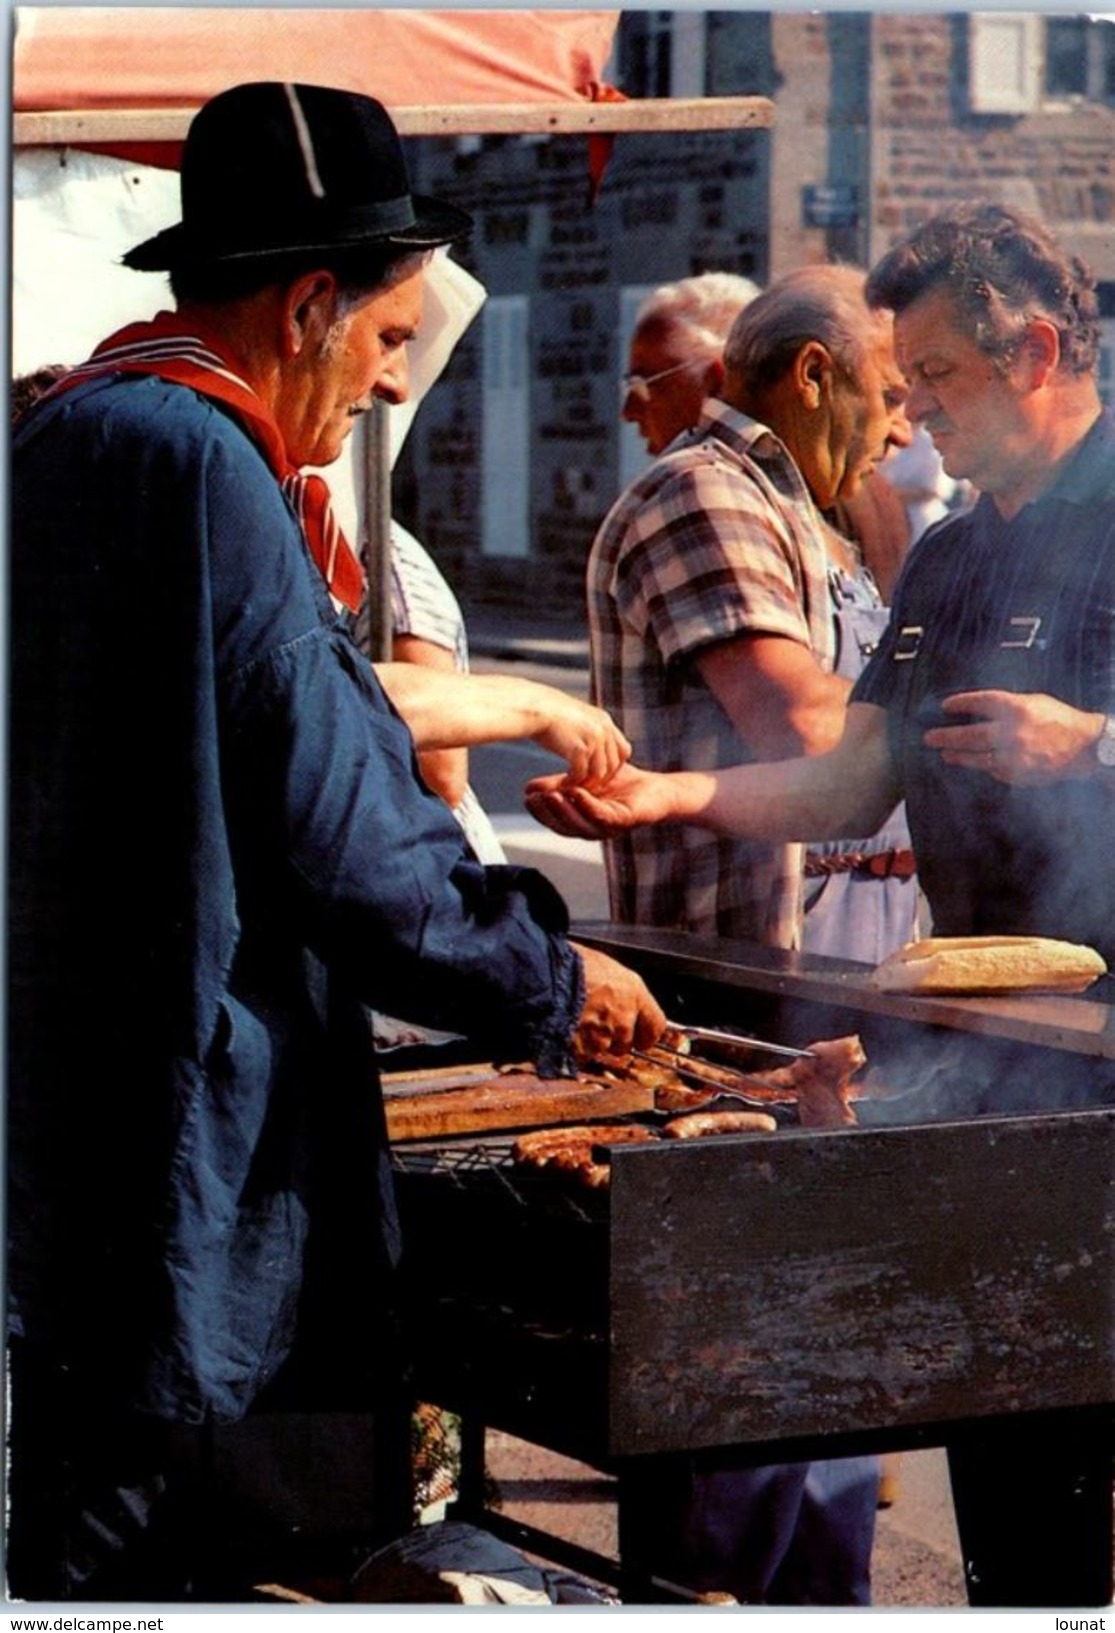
left=870, top=934, right=1107, bottom=995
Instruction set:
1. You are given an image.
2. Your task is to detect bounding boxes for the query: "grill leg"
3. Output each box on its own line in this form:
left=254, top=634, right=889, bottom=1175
left=616, top=1456, right=731, bottom=1604
left=453, top=1414, right=488, bottom=1522
left=947, top=1412, right=1114, bottom=1608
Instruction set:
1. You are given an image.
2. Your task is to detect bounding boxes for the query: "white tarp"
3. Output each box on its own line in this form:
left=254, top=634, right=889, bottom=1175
left=12, top=147, right=179, bottom=375
left=13, top=146, right=485, bottom=536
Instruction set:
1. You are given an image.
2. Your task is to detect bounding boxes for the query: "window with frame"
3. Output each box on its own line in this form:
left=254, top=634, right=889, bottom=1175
left=969, top=12, right=1115, bottom=112
left=1044, top=13, right=1115, bottom=102
left=618, top=11, right=706, bottom=98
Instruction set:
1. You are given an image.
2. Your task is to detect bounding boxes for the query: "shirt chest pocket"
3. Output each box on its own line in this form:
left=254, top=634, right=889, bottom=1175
left=976, top=610, right=1051, bottom=694
left=979, top=596, right=1115, bottom=707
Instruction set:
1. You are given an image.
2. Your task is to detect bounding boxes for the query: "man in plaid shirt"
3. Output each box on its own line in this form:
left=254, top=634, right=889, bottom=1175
left=588, top=266, right=911, bottom=1608
left=591, top=263, right=910, bottom=948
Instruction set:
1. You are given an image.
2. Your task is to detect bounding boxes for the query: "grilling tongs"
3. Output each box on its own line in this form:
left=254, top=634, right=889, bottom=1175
left=634, top=1023, right=817, bottom=1109
left=666, top=1023, right=815, bottom=1061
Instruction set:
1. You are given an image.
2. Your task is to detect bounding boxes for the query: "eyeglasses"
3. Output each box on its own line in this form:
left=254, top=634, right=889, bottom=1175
left=620, top=359, right=701, bottom=405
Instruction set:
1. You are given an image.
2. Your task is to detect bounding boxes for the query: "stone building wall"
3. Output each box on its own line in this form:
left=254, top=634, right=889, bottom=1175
left=396, top=18, right=774, bottom=618
left=394, top=12, right=1115, bottom=623
left=767, top=14, right=872, bottom=277
left=867, top=13, right=1115, bottom=274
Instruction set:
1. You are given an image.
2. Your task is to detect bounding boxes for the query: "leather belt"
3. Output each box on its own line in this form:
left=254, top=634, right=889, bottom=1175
left=804, top=848, right=917, bottom=880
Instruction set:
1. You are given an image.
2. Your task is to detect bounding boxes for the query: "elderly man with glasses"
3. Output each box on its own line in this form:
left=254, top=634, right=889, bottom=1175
left=620, top=270, right=760, bottom=457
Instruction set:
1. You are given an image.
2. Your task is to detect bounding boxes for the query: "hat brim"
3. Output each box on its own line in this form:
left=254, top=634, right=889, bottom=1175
left=123, top=193, right=471, bottom=272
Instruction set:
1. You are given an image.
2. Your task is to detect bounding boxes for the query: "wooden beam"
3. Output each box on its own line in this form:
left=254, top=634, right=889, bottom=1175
left=398, top=97, right=775, bottom=136
left=12, top=96, right=774, bottom=149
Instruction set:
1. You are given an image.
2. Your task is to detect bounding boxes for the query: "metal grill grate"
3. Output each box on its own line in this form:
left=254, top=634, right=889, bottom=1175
left=390, top=1136, right=609, bottom=1224
left=390, top=1136, right=515, bottom=1177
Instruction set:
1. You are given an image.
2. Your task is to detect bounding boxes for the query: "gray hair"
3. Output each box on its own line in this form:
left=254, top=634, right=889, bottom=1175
left=333, top=249, right=432, bottom=319
left=724, top=264, right=884, bottom=388
left=636, top=271, right=762, bottom=363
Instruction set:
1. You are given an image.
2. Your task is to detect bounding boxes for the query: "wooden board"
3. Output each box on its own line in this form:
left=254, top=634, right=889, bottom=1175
left=385, top=1072, right=654, bottom=1142
left=382, top=1062, right=510, bottom=1096
left=13, top=98, right=776, bottom=149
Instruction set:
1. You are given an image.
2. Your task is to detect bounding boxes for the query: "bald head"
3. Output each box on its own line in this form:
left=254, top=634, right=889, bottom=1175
left=723, top=264, right=890, bottom=395
left=722, top=264, right=911, bottom=510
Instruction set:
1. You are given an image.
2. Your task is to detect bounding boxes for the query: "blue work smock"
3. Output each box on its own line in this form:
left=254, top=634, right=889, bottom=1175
left=9, top=375, right=584, bottom=1424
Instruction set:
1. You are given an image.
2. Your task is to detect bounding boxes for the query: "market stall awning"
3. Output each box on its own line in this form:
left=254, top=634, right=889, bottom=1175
left=13, top=6, right=773, bottom=149
left=14, top=8, right=619, bottom=110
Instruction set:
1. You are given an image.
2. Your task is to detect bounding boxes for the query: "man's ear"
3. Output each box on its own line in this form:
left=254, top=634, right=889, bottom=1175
left=282, top=270, right=339, bottom=360
left=1020, top=317, right=1061, bottom=388
left=793, top=340, right=834, bottom=411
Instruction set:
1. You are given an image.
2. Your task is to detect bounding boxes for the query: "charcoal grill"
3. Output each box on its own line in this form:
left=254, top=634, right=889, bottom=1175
left=392, top=928, right=1115, bottom=1598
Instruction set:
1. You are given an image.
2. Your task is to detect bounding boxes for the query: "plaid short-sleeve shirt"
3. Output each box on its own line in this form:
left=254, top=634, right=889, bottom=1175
left=587, top=400, right=836, bottom=946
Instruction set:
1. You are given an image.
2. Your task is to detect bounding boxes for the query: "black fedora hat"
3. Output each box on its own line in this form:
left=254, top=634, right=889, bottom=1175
left=124, top=81, right=471, bottom=271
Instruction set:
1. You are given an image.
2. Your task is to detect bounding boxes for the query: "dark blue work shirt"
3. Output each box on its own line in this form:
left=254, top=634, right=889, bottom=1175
left=854, top=411, right=1115, bottom=961
left=9, top=375, right=583, bottom=1423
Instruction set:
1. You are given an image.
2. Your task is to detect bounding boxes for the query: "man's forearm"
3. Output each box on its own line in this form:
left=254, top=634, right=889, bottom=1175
left=669, top=705, right=898, bottom=841
left=696, top=636, right=853, bottom=761
left=525, top=704, right=899, bottom=846
left=696, top=757, right=858, bottom=839
left=376, top=664, right=555, bottom=749
left=376, top=663, right=630, bottom=789
left=771, top=673, right=854, bottom=759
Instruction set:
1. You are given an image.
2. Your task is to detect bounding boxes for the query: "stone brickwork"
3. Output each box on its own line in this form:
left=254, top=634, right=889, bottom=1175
left=397, top=26, right=774, bottom=619
left=768, top=14, right=872, bottom=276
left=868, top=13, right=1115, bottom=269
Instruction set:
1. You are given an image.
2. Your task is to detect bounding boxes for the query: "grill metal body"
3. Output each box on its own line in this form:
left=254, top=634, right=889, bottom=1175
left=393, top=930, right=1115, bottom=1591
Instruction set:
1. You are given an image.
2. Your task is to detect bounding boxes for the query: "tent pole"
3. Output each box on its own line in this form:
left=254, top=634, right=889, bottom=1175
left=361, top=403, right=394, bottom=664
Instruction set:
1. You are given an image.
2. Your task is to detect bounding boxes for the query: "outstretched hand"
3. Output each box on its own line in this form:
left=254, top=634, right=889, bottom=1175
left=525, top=763, right=678, bottom=839
left=373, top=666, right=630, bottom=791
left=924, top=690, right=1105, bottom=784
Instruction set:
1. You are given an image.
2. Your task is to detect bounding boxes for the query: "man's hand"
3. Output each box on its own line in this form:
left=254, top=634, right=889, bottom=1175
left=924, top=690, right=1105, bottom=784
left=571, top=943, right=667, bottom=1062
left=526, top=763, right=684, bottom=839
left=531, top=692, right=632, bottom=791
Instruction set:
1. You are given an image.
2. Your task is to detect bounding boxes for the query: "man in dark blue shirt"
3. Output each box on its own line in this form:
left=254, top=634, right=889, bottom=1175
left=8, top=81, right=664, bottom=1600
left=532, top=205, right=1115, bottom=967
left=528, top=202, right=1115, bottom=1608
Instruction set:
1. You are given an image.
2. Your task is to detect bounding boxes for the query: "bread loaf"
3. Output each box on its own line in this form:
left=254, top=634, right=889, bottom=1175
left=870, top=935, right=1107, bottom=995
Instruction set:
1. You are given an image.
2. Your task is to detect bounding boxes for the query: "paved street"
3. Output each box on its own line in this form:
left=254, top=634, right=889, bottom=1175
left=485, top=1432, right=966, bottom=1609
left=470, top=635, right=611, bottom=920
left=464, top=625, right=966, bottom=1608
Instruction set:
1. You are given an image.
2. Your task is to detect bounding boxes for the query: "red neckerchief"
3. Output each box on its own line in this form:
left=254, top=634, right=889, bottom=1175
left=48, top=312, right=365, bottom=613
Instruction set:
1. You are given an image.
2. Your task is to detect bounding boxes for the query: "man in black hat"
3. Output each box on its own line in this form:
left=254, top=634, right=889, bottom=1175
left=8, top=81, right=665, bottom=1600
